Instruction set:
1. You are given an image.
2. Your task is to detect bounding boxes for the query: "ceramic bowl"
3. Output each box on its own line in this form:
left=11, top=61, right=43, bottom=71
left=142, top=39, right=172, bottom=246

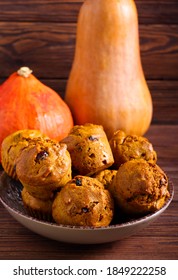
left=0, top=171, right=174, bottom=244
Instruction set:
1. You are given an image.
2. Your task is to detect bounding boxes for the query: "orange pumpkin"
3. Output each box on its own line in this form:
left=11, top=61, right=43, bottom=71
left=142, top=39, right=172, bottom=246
left=0, top=67, right=73, bottom=161
left=65, top=0, right=153, bottom=139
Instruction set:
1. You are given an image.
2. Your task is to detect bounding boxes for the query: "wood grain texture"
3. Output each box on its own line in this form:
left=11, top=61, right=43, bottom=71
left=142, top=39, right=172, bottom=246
left=148, top=81, right=178, bottom=125
left=0, top=22, right=178, bottom=80
left=0, top=1, right=178, bottom=24
left=0, top=125, right=177, bottom=260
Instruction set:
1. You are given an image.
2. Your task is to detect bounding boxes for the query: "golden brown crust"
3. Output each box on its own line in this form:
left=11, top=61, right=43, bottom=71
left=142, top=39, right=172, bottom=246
left=21, top=187, right=53, bottom=221
left=1, top=129, right=49, bottom=180
left=109, top=130, right=157, bottom=168
left=22, top=187, right=53, bottom=212
left=16, top=141, right=72, bottom=200
left=52, top=175, right=114, bottom=227
left=110, top=159, right=170, bottom=215
left=61, top=123, right=114, bottom=176
left=94, top=169, right=117, bottom=191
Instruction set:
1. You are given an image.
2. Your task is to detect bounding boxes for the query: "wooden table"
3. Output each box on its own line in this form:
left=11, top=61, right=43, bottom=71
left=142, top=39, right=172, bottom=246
left=0, top=125, right=177, bottom=260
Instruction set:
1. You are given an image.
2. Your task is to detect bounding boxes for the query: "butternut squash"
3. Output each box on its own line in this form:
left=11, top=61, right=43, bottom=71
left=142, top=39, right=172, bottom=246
left=65, top=0, right=153, bottom=139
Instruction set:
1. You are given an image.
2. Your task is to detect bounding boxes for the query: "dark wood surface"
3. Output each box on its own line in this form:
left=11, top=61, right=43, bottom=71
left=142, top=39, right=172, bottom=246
left=0, top=22, right=178, bottom=80
left=0, top=125, right=177, bottom=260
left=0, top=0, right=178, bottom=24
left=0, top=0, right=178, bottom=260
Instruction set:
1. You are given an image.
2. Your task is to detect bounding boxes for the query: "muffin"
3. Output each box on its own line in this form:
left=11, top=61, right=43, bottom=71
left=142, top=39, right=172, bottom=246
left=110, top=159, right=170, bottom=215
left=109, top=130, right=157, bottom=168
left=1, top=129, right=49, bottom=179
left=61, top=123, right=114, bottom=176
left=21, top=187, right=53, bottom=221
left=16, top=141, right=71, bottom=200
left=52, top=175, right=114, bottom=227
left=94, top=169, right=117, bottom=192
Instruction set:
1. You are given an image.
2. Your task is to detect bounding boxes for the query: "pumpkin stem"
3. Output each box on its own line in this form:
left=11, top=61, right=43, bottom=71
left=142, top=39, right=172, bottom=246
left=17, top=67, right=33, bottom=78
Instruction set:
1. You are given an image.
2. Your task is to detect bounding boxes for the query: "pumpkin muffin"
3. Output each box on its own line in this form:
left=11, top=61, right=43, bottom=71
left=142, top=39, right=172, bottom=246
left=16, top=141, right=71, bottom=200
left=109, top=130, right=157, bottom=168
left=110, top=159, right=170, bottom=216
left=61, top=123, right=114, bottom=176
left=21, top=187, right=53, bottom=221
left=1, top=129, right=49, bottom=180
left=94, top=169, right=117, bottom=192
left=52, top=175, right=114, bottom=227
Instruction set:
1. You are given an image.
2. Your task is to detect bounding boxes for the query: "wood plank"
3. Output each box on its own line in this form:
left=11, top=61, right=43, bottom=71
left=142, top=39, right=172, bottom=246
left=0, top=22, right=76, bottom=79
left=0, top=1, right=178, bottom=24
left=137, top=1, right=178, bottom=24
left=0, top=1, right=81, bottom=23
left=0, top=22, right=178, bottom=80
left=148, top=81, right=178, bottom=125
left=140, top=24, right=178, bottom=79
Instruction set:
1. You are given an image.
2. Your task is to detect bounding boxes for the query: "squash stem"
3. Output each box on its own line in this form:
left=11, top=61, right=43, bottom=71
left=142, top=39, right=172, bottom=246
left=17, top=67, right=33, bottom=78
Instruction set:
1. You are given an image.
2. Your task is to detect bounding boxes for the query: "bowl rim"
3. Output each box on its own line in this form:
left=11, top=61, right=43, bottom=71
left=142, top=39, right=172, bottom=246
left=0, top=172, right=174, bottom=232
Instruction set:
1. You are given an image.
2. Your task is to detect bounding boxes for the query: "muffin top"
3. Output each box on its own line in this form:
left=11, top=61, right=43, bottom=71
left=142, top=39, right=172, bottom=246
left=52, top=175, right=114, bottom=227
left=1, top=129, right=49, bottom=179
left=109, top=130, right=157, bottom=168
left=16, top=140, right=71, bottom=189
left=61, top=123, right=114, bottom=175
left=62, top=123, right=105, bottom=145
left=1, top=129, right=48, bottom=160
left=62, top=123, right=110, bottom=152
left=111, top=159, right=170, bottom=214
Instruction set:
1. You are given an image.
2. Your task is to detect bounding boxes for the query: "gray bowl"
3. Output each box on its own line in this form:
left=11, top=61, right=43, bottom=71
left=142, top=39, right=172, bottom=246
left=0, top=171, right=174, bottom=244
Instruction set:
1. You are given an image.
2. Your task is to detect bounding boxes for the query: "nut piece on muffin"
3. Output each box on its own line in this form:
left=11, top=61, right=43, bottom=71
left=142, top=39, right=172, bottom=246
left=21, top=187, right=53, bottom=221
left=110, top=159, right=170, bottom=216
left=16, top=140, right=72, bottom=200
left=1, top=129, right=49, bottom=180
left=109, top=130, right=157, bottom=168
left=61, top=123, right=114, bottom=176
left=52, top=175, right=114, bottom=227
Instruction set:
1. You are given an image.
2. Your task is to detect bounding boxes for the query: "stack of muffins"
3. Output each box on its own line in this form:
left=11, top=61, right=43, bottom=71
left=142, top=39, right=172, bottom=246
left=108, top=130, right=169, bottom=216
left=1, top=129, right=72, bottom=221
left=0, top=124, right=170, bottom=227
